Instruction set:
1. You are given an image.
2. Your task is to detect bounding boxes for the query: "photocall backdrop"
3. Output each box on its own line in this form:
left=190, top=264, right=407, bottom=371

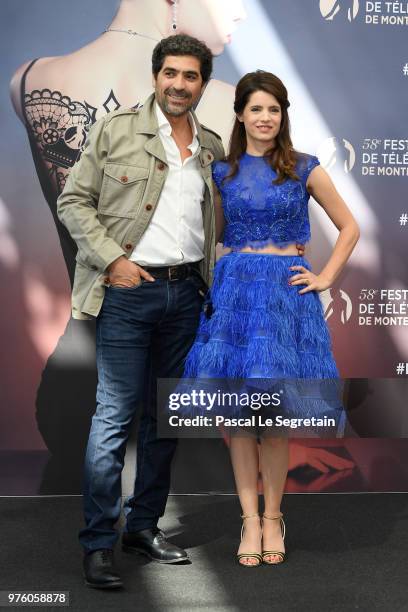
left=1, top=0, right=407, bottom=495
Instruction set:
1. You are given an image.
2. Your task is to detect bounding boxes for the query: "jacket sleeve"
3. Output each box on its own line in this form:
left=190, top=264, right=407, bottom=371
left=57, top=117, right=126, bottom=271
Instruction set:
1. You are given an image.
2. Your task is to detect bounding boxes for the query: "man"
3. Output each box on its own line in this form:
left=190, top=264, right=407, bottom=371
left=9, top=0, right=244, bottom=496
left=57, top=34, right=224, bottom=589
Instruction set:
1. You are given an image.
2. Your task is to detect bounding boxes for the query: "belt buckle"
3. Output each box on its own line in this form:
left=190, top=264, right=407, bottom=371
left=168, top=265, right=179, bottom=281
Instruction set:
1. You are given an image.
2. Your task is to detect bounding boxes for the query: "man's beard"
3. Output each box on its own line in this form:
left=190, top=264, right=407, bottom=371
left=160, top=88, right=193, bottom=116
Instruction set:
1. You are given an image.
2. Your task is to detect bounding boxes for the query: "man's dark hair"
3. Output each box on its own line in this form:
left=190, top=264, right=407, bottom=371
left=152, top=34, right=213, bottom=83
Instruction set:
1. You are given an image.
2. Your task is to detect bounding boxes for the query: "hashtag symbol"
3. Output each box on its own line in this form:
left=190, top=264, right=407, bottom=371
left=396, top=363, right=407, bottom=375
left=400, top=214, right=408, bottom=226
left=403, top=63, right=408, bottom=76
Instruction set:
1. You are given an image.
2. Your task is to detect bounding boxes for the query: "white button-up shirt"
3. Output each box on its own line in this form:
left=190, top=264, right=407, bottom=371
left=129, top=102, right=205, bottom=266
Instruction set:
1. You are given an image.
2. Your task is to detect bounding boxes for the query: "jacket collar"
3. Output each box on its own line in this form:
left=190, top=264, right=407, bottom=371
left=136, top=93, right=214, bottom=167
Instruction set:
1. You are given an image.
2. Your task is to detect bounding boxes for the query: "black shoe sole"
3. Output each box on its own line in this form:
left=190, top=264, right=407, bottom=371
left=84, top=579, right=123, bottom=589
left=122, top=544, right=189, bottom=564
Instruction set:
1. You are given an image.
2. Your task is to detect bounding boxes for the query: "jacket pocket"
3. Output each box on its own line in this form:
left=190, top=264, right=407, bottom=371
left=99, top=163, right=149, bottom=218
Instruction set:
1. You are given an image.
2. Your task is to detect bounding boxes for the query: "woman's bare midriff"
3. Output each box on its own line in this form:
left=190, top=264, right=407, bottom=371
left=238, top=244, right=299, bottom=256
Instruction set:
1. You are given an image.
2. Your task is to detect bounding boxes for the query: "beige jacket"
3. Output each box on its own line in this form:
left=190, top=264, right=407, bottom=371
left=57, top=93, right=225, bottom=319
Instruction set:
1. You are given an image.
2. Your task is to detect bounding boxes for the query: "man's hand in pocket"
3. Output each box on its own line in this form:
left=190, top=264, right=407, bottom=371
left=105, top=256, right=155, bottom=288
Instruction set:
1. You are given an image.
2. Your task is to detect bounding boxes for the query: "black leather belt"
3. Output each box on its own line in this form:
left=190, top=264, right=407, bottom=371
left=143, top=261, right=201, bottom=281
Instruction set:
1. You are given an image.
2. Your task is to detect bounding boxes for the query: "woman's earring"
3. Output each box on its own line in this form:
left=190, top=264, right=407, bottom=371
left=171, top=0, right=178, bottom=31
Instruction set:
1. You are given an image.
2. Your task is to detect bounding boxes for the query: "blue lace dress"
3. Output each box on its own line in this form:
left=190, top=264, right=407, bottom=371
left=183, top=153, right=344, bottom=435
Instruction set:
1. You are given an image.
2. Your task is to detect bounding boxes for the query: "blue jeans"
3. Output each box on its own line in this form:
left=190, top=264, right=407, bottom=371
left=79, top=276, right=203, bottom=553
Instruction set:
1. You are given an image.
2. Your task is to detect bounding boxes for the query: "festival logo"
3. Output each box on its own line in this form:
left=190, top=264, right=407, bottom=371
left=318, top=137, right=356, bottom=174
left=322, top=288, right=353, bottom=324
left=321, top=1, right=408, bottom=26
left=319, top=0, right=359, bottom=22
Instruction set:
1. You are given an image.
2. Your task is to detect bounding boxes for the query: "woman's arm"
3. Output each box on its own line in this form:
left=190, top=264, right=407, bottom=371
left=214, top=184, right=225, bottom=245
left=289, top=166, right=360, bottom=294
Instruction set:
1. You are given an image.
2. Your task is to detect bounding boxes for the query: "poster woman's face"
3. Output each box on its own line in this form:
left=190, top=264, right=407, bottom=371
left=178, top=0, right=247, bottom=55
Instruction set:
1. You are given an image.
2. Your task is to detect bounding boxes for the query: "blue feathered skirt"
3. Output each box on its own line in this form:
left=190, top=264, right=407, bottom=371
left=182, top=252, right=345, bottom=436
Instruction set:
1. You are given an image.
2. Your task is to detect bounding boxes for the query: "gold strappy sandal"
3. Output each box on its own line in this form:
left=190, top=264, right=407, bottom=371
left=237, top=513, right=263, bottom=567
left=262, top=512, right=286, bottom=565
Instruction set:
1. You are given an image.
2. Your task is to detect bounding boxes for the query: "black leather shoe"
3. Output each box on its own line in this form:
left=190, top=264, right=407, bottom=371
left=83, top=549, right=123, bottom=589
left=122, top=528, right=189, bottom=564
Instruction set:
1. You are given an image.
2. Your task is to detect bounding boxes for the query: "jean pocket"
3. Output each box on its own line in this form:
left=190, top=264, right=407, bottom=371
left=108, top=280, right=145, bottom=291
left=187, top=273, right=208, bottom=298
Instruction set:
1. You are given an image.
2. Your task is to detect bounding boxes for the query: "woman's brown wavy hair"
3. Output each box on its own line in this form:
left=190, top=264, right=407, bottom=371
left=225, top=70, right=299, bottom=185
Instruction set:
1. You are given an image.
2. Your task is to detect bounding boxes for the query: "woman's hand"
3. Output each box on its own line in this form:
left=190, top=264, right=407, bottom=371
left=288, top=265, right=332, bottom=294
left=295, top=243, right=305, bottom=257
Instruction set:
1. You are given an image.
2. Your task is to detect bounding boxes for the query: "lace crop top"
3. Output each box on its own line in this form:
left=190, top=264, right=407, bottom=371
left=212, top=152, right=320, bottom=249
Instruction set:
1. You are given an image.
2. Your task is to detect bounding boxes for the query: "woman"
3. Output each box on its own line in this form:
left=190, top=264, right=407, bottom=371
left=183, top=71, right=360, bottom=566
